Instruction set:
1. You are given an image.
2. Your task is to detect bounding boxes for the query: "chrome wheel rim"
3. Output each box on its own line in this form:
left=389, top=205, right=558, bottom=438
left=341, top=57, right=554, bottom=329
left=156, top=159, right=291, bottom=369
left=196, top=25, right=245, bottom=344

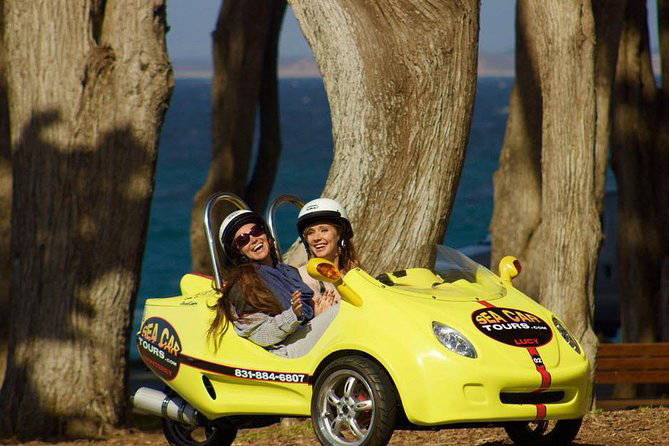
left=316, top=369, right=375, bottom=445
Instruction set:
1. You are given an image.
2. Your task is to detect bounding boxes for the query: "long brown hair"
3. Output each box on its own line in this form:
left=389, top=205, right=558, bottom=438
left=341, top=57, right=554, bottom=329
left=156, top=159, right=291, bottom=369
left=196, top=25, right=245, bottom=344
left=207, top=239, right=283, bottom=345
left=326, top=222, right=360, bottom=273
left=338, top=238, right=360, bottom=273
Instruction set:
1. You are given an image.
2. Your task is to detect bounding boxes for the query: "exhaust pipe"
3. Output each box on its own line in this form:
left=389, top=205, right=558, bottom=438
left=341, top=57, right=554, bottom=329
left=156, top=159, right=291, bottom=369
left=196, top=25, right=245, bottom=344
left=132, top=387, right=199, bottom=426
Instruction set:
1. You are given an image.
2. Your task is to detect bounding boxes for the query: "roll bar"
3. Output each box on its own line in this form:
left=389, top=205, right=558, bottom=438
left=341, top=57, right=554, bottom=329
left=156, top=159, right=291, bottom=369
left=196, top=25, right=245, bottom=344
left=202, top=192, right=250, bottom=289
left=265, top=194, right=304, bottom=259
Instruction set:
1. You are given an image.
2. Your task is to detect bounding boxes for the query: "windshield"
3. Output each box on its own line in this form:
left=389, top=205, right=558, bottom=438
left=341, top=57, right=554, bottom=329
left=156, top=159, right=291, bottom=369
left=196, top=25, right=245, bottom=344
left=433, top=245, right=487, bottom=281
left=425, top=245, right=506, bottom=301
left=359, top=246, right=506, bottom=301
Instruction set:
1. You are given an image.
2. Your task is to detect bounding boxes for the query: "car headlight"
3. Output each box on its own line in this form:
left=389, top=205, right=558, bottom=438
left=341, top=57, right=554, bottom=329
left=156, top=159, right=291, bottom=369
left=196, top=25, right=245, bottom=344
left=552, top=316, right=581, bottom=354
left=432, top=322, right=477, bottom=358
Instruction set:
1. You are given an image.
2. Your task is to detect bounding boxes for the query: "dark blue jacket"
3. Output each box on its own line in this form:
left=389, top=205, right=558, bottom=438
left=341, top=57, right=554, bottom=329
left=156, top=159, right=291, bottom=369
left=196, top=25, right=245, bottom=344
left=256, top=263, right=314, bottom=321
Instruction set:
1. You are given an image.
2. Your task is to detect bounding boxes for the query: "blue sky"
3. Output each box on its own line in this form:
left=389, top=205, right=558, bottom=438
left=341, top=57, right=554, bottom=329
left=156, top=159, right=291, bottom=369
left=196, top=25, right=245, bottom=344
left=165, top=1, right=658, bottom=62
left=166, top=1, right=517, bottom=62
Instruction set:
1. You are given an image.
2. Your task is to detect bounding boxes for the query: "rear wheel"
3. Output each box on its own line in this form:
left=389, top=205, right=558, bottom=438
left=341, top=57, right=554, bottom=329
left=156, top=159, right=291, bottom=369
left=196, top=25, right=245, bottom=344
left=311, top=356, right=397, bottom=446
left=504, top=418, right=582, bottom=446
left=161, top=417, right=237, bottom=446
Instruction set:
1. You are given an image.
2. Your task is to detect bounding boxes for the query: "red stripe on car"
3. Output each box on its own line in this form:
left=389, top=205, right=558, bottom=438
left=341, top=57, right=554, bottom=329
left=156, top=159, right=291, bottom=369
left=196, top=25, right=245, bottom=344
left=477, top=300, right=551, bottom=421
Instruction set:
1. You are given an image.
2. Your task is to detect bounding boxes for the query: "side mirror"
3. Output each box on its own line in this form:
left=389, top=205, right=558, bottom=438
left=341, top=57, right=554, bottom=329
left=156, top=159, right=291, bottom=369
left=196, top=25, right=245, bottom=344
left=306, top=258, right=363, bottom=307
left=307, top=257, right=341, bottom=282
left=499, top=256, right=522, bottom=285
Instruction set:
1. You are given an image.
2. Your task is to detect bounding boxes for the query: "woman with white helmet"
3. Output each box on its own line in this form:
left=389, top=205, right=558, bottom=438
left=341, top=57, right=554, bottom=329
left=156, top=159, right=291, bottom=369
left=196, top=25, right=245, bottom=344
left=296, top=198, right=360, bottom=310
left=208, top=209, right=337, bottom=358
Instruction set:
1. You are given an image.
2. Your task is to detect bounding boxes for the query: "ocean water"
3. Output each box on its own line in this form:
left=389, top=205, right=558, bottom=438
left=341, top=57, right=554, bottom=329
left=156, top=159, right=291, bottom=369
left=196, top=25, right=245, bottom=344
left=131, top=77, right=512, bottom=356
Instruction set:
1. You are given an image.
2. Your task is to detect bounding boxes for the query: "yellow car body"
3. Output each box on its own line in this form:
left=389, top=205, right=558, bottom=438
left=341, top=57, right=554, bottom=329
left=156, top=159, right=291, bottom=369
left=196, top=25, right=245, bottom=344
left=137, top=252, right=591, bottom=427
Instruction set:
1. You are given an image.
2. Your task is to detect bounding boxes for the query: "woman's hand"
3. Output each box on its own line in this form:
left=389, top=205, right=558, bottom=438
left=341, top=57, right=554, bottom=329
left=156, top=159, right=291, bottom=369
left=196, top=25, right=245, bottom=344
left=291, top=291, right=303, bottom=318
left=314, top=289, right=338, bottom=315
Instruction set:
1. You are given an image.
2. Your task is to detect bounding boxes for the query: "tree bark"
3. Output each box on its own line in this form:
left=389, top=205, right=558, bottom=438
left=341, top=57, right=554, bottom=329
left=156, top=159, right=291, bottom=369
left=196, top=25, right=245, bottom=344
left=288, top=0, right=479, bottom=275
left=660, top=259, right=669, bottom=342
left=0, top=0, right=172, bottom=439
left=655, top=0, right=669, bottom=347
left=0, top=0, right=10, bottom=385
left=491, top=0, right=625, bottom=363
left=592, top=1, right=626, bottom=210
left=530, top=0, right=600, bottom=365
left=190, top=0, right=286, bottom=275
left=490, top=1, right=544, bottom=298
left=612, top=0, right=669, bottom=345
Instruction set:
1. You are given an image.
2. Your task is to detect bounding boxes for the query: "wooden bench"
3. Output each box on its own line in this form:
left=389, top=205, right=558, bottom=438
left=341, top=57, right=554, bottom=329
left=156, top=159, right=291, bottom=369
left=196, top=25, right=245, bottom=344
left=595, top=342, right=669, bottom=410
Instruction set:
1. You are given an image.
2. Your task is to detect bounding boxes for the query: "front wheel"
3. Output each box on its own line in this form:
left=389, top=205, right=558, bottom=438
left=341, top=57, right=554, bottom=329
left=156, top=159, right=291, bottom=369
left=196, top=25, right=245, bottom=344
left=311, top=356, right=397, bottom=446
left=161, top=417, right=237, bottom=446
left=504, top=418, right=583, bottom=446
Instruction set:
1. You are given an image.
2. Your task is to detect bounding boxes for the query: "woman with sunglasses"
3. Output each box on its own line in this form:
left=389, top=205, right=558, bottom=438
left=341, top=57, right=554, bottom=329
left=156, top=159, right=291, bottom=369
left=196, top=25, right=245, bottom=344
left=295, top=198, right=360, bottom=312
left=208, top=210, right=337, bottom=358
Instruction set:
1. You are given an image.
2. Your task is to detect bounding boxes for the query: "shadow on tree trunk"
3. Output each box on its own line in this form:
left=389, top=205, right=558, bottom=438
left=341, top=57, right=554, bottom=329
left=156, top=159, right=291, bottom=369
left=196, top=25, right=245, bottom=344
left=0, top=0, right=11, bottom=388
left=0, top=110, right=156, bottom=439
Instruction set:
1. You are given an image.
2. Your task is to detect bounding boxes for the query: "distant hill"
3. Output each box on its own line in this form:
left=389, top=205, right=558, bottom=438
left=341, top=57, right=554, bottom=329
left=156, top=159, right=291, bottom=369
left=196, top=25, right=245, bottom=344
left=278, top=56, right=321, bottom=78
left=478, top=53, right=514, bottom=77
left=171, top=52, right=663, bottom=80
left=171, top=58, right=212, bottom=79
left=169, top=56, right=321, bottom=79
left=171, top=53, right=516, bottom=79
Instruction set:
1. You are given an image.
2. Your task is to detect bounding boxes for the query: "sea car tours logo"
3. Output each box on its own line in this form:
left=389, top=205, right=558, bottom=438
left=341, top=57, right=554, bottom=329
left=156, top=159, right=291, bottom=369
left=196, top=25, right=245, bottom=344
left=471, top=307, right=553, bottom=347
left=137, top=317, right=182, bottom=380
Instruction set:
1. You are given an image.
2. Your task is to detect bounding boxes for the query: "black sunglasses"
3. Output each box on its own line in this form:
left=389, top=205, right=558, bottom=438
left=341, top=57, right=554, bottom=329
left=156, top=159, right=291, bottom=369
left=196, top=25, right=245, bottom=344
left=234, top=224, right=265, bottom=249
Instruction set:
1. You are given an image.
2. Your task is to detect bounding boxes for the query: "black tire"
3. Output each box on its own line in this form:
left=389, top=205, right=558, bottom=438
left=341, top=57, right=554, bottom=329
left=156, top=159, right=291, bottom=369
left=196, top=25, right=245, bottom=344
left=311, top=356, right=397, bottom=446
left=504, top=418, right=583, bottom=446
left=161, top=417, right=237, bottom=446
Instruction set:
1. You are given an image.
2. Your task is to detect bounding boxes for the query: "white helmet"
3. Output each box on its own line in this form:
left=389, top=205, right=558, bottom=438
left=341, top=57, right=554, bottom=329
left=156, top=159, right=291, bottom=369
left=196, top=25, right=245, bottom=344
left=218, top=209, right=267, bottom=264
left=296, top=198, right=353, bottom=244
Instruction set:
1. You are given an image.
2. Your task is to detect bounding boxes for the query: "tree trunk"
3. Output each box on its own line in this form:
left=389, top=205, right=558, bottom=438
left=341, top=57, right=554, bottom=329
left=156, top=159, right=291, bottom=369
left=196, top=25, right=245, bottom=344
left=612, top=0, right=669, bottom=345
left=530, top=0, right=600, bottom=366
left=190, top=0, right=286, bottom=275
left=656, top=0, right=669, bottom=345
left=490, top=1, right=544, bottom=298
left=592, top=1, right=627, bottom=209
left=660, top=259, right=669, bottom=342
left=0, top=0, right=172, bottom=439
left=491, top=0, right=625, bottom=364
left=0, top=0, right=10, bottom=385
left=288, top=0, right=479, bottom=275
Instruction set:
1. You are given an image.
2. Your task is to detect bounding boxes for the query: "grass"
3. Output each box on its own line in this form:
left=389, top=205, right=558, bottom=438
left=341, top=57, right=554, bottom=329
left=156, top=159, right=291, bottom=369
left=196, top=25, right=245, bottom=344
left=235, top=418, right=315, bottom=444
